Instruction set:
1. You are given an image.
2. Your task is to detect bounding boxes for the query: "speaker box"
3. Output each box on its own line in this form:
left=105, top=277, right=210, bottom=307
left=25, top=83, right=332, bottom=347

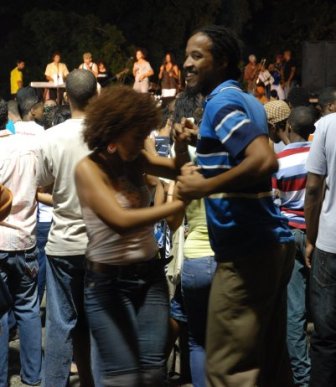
left=302, top=41, right=336, bottom=94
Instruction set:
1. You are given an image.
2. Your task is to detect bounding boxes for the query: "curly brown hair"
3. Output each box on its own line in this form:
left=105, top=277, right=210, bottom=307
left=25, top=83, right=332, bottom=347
left=84, top=85, right=161, bottom=151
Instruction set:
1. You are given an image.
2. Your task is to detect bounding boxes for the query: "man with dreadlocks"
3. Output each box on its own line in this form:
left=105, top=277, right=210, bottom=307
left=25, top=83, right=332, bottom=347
left=176, top=25, right=295, bottom=387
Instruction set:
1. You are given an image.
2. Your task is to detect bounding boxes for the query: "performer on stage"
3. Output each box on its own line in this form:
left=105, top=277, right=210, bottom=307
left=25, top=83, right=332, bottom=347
left=45, top=51, right=69, bottom=85
left=158, top=52, right=180, bottom=98
left=79, top=52, right=98, bottom=78
left=133, top=48, right=154, bottom=93
left=44, top=51, right=69, bottom=103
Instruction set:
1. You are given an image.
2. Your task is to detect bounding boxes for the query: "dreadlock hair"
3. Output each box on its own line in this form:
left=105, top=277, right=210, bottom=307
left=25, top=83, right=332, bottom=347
left=195, top=25, right=242, bottom=81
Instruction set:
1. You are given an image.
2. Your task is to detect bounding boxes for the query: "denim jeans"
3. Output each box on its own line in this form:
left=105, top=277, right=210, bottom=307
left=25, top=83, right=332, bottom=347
left=85, top=259, right=169, bottom=387
left=181, top=256, right=217, bottom=387
left=309, top=248, right=336, bottom=387
left=0, top=247, right=42, bottom=386
left=287, top=229, right=310, bottom=385
left=36, top=221, right=51, bottom=304
left=43, top=255, right=92, bottom=387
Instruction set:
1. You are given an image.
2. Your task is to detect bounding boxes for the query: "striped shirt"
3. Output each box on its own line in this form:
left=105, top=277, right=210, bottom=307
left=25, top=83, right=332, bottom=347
left=197, top=80, right=293, bottom=260
left=272, top=142, right=311, bottom=229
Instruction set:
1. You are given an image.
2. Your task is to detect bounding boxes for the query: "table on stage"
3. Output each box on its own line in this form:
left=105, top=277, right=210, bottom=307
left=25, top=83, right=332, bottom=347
left=30, top=81, right=66, bottom=105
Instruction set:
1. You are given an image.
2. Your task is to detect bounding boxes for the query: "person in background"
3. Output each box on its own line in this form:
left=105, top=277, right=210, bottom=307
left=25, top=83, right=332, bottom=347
left=167, top=162, right=216, bottom=387
left=79, top=52, right=98, bottom=78
left=243, top=54, right=258, bottom=94
left=10, top=59, right=25, bottom=98
left=45, top=51, right=69, bottom=85
left=282, top=50, right=297, bottom=99
left=51, top=104, right=71, bottom=126
left=159, top=52, right=180, bottom=98
left=264, top=99, right=291, bottom=154
left=269, top=62, right=285, bottom=100
left=307, top=87, right=336, bottom=142
left=257, top=60, right=274, bottom=99
left=45, top=51, right=69, bottom=102
left=36, top=186, right=53, bottom=305
left=97, top=61, right=113, bottom=88
left=0, top=98, right=42, bottom=387
left=272, top=106, right=316, bottom=387
left=15, top=86, right=44, bottom=135
left=37, top=69, right=97, bottom=387
left=254, top=84, right=269, bottom=105
left=42, top=99, right=57, bottom=129
left=287, top=87, right=311, bottom=109
left=133, top=48, right=154, bottom=93
left=317, top=87, right=336, bottom=117
left=304, top=109, right=336, bottom=387
left=6, top=100, right=21, bottom=133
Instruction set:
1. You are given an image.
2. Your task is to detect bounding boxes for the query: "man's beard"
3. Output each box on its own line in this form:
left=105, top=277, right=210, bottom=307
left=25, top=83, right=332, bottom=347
left=185, top=82, right=203, bottom=97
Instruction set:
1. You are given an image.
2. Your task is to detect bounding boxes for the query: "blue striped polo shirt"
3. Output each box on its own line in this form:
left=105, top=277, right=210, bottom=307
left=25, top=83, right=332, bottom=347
left=197, top=80, right=293, bottom=260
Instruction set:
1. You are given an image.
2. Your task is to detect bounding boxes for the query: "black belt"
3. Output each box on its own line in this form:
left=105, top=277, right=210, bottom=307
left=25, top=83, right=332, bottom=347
left=86, top=253, right=170, bottom=276
left=0, top=246, right=36, bottom=255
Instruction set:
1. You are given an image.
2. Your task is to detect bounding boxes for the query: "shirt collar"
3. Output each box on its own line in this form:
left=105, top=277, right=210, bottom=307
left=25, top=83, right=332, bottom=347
left=282, top=141, right=311, bottom=150
left=205, top=80, right=242, bottom=104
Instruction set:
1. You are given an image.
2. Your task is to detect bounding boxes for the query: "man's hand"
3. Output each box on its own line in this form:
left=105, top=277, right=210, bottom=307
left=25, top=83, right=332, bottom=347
left=176, top=169, right=208, bottom=200
left=305, top=239, right=315, bottom=269
left=174, top=117, right=198, bottom=150
left=180, top=162, right=199, bottom=176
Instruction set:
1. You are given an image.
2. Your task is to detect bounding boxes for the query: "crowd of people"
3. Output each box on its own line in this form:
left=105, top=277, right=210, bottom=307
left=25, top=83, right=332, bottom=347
left=1, top=24, right=336, bottom=387
left=243, top=50, right=298, bottom=103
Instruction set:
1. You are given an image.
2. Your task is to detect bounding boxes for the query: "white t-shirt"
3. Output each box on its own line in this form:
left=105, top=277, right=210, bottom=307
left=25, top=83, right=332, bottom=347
left=14, top=121, right=44, bottom=136
left=306, top=112, right=336, bottom=254
left=36, top=118, right=90, bottom=256
left=38, top=203, right=53, bottom=223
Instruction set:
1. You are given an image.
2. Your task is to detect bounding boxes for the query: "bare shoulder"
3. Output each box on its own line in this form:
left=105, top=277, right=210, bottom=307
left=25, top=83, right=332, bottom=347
left=76, top=156, right=102, bottom=183
left=76, top=155, right=113, bottom=187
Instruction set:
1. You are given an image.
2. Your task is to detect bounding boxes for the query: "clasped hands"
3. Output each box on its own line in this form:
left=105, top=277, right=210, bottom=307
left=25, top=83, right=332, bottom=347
left=173, top=118, right=208, bottom=201
left=175, top=162, right=208, bottom=202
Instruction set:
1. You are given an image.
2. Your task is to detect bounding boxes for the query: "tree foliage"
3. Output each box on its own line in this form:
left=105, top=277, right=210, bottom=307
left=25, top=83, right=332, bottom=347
left=1, top=0, right=335, bottom=98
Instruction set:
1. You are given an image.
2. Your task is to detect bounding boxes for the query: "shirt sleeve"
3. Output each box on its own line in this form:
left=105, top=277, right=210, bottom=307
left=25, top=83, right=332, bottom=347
left=45, top=64, right=51, bottom=78
left=63, top=64, right=69, bottom=77
left=306, top=125, right=327, bottom=176
left=146, top=62, right=153, bottom=73
left=210, top=102, right=265, bottom=158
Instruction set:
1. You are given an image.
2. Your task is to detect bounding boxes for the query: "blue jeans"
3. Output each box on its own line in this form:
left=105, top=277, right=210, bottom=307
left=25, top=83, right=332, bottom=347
left=309, top=248, right=336, bottom=387
left=36, top=221, right=51, bottom=304
left=85, top=259, right=169, bottom=387
left=0, top=247, right=42, bottom=386
left=43, top=255, right=93, bottom=387
left=287, top=229, right=310, bottom=385
left=181, top=256, right=217, bottom=387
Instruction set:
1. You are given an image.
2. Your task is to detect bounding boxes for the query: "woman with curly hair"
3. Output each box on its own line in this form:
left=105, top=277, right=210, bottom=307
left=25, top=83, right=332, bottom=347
left=75, top=85, right=188, bottom=386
